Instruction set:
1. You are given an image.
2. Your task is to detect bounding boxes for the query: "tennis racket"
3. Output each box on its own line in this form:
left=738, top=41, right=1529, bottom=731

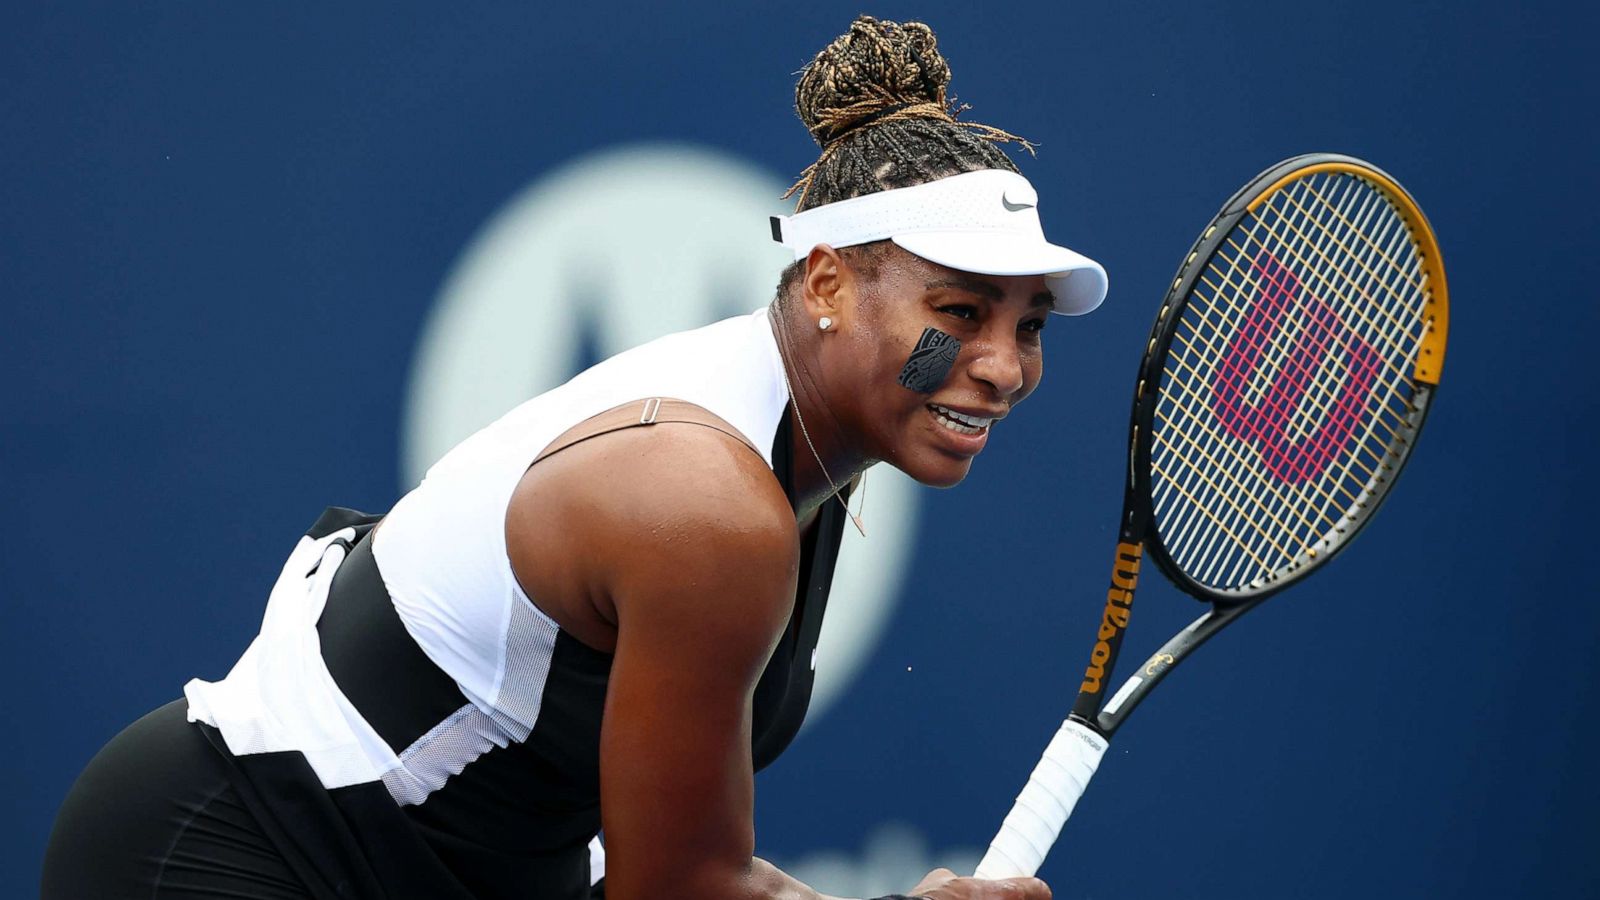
left=974, top=153, right=1450, bottom=878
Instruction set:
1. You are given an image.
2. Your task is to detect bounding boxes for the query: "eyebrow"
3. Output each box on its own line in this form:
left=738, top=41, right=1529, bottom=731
left=926, top=277, right=1055, bottom=309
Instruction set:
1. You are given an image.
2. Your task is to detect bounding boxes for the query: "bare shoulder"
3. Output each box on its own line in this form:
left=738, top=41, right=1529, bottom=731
left=514, top=420, right=796, bottom=555
left=507, top=421, right=800, bottom=650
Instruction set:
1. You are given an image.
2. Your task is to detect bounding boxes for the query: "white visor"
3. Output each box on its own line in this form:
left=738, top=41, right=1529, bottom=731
left=771, top=169, right=1107, bottom=315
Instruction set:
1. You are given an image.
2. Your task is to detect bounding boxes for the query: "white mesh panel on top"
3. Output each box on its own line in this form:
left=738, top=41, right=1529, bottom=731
left=383, top=703, right=508, bottom=806
left=382, top=594, right=560, bottom=805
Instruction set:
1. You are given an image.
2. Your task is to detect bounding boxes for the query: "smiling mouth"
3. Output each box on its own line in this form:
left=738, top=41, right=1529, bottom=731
left=927, top=404, right=994, bottom=435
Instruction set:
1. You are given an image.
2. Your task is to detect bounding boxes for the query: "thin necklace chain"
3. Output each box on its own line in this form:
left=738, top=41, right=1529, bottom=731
left=773, top=312, right=867, bottom=537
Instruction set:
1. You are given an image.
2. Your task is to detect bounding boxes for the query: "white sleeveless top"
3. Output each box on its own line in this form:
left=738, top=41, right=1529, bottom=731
left=185, top=308, right=790, bottom=799
left=374, top=306, right=790, bottom=732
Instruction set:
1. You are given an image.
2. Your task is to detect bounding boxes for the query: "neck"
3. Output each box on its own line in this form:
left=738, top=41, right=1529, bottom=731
left=768, top=301, right=872, bottom=522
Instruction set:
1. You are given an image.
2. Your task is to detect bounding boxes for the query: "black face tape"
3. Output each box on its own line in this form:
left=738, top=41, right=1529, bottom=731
left=897, top=327, right=962, bottom=393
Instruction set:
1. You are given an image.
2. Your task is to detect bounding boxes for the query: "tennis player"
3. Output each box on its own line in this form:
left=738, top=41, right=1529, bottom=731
left=42, top=16, right=1106, bottom=900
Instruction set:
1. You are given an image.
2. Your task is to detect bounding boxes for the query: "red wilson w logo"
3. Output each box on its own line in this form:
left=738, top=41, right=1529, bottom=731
left=1210, top=251, right=1381, bottom=485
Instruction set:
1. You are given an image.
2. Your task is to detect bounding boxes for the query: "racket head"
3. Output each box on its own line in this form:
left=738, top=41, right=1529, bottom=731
left=1128, top=153, right=1449, bottom=604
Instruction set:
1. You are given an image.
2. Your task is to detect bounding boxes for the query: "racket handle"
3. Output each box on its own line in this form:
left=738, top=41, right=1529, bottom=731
left=973, top=718, right=1108, bottom=879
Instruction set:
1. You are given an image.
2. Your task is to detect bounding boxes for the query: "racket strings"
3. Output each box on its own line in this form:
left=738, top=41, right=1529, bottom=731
left=1232, top=179, right=1425, bottom=458
left=1149, top=170, right=1431, bottom=590
left=1171, top=174, right=1420, bottom=582
left=1202, top=190, right=1420, bottom=475
left=1155, top=337, right=1353, bottom=522
left=1281, top=178, right=1427, bottom=294
left=1152, top=182, right=1405, bottom=572
left=1237, top=183, right=1422, bottom=370
left=1164, top=177, right=1427, bottom=576
left=1224, top=177, right=1420, bottom=384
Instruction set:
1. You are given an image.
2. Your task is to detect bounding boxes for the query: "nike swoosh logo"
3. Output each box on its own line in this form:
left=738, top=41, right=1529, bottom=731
left=1001, top=194, right=1035, bottom=212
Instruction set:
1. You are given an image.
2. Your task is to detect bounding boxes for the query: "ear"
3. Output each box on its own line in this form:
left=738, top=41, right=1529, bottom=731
left=799, top=244, right=857, bottom=325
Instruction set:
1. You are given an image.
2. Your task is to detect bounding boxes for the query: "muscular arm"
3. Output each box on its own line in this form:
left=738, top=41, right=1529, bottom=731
left=507, top=423, right=1045, bottom=900
left=597, top=432, right=835, bottom=900
left=600, top=502, right=812, bottom=900
left=508, top=423, right=835, bottom=900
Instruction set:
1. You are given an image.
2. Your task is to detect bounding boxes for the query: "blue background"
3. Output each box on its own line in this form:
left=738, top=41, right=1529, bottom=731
left=6, top=2, right=1598, bottom=897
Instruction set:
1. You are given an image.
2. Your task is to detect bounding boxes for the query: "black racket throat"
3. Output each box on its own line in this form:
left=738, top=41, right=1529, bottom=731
left=1068, top=530, right=1264, bottom=738
left=1070, top=391, right=1438, bottom=739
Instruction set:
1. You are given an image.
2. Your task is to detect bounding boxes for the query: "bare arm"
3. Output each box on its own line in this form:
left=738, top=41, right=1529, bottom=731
left=508, top=423, right=1047, bottom=900
left=509, top=422, right=820, bottom=900
left=588, top=430, right=816, bottom=900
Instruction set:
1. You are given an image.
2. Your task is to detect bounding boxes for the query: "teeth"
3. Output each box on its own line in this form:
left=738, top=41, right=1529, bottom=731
left=932, top=404, right=994, bottom=427
left=929, top=404, right=993, bottom=435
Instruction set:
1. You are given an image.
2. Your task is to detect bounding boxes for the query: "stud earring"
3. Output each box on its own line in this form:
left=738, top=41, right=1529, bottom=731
left=818, top=316, right=833, bottom=331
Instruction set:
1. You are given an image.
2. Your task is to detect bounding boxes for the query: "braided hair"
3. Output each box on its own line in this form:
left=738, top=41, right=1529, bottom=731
left=777, top=15, right=1033, bottom=297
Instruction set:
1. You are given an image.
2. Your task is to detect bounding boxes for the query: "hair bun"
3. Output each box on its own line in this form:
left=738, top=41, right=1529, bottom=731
left=795, top=15, right=953, bottom=147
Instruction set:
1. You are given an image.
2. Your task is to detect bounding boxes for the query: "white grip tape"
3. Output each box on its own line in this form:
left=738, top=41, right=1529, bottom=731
left=974, top=719, right=1109, bottom=879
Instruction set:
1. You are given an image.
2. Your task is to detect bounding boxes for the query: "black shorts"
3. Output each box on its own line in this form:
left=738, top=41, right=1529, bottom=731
left=42, top=698, right=593, bottom=900
left=42, top=698, right=314, bottom=899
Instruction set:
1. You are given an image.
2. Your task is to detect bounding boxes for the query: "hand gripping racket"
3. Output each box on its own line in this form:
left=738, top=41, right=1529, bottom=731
left=974, top=153, right=1450, bottom=878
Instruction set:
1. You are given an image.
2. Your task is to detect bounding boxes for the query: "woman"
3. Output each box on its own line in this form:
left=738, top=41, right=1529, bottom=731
left=42, top=15, right=1106, bottom=900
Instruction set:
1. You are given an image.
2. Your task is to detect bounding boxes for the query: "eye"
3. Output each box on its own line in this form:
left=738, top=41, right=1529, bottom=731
left=1021, top=317, right=1048, bottom=334
left=939, top=304, right=979, bottom=321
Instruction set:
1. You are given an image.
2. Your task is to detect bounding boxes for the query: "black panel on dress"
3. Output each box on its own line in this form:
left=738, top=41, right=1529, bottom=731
left=403, top=630, right=608, bottom=851
left=751, top=407, right=846, bottom=768
left=318, top=533, right=471, bottom=753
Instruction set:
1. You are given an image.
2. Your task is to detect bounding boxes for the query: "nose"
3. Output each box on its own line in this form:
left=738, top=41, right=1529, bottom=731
left=967, top=331, right=1025, bottom=398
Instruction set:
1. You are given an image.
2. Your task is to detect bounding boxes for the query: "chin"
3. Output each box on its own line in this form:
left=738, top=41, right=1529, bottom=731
left=895, top=451, right=975, bottom=489
left=877, top=414, right=987, bottom=488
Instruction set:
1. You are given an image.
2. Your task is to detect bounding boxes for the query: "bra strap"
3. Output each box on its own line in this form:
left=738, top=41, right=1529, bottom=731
left=531, top=398, right=764, bottom=467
